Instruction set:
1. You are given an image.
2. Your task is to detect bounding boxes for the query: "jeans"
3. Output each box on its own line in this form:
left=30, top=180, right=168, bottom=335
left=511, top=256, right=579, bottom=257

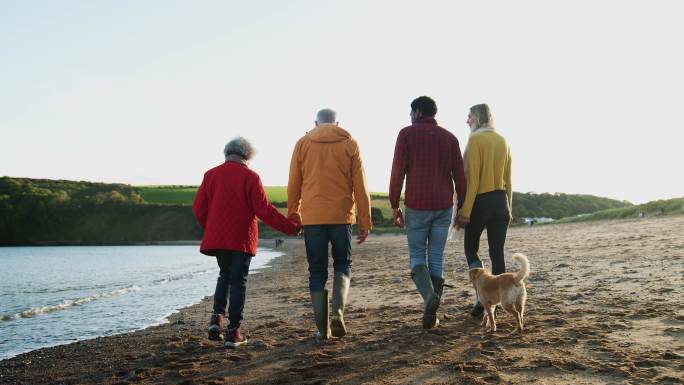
left=405, top=207, right=453, bottom=278
left=464, top=190, right=510, bottom=275
left=212, top=250, right=252, bottom=328
left=303, top=224, right=352, bottom=292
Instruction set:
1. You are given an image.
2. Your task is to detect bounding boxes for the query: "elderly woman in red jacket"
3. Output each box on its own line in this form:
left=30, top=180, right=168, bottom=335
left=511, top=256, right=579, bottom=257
left=193, top=137, right=299, bottom=348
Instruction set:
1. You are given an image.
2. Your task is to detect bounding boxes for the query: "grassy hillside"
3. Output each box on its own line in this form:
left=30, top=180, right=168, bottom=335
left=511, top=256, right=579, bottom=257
left=552, top=197, right=684, bottom=224
left=3, top=177, right=667, bottom=245
left=0, top=177, right=202, bottom=244
left=512, top=192, right=631, bottom=220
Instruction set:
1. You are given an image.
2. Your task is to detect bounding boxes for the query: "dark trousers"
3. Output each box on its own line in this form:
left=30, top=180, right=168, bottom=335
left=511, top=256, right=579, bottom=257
left=303, top=224, right=352, bottom=292
left=464, top=190, right=510, bottom=275
left=212, top=250, right=252, bottom=328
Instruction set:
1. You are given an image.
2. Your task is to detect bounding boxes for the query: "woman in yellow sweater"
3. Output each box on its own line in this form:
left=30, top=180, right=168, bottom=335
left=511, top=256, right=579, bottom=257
left=456, top=104, right=512, bottom=317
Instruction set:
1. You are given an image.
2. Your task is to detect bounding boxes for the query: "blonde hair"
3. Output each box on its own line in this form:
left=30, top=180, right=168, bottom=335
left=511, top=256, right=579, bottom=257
left=469, top=104, right=495, bottom=129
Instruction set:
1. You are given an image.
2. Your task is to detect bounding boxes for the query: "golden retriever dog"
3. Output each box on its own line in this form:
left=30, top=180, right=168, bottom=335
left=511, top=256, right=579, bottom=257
left=469, top=253, right=529, bottom=334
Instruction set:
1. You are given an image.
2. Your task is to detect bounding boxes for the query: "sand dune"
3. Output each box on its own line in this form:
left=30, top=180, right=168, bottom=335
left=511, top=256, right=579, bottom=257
left=1, top=215, right=683, bottom=384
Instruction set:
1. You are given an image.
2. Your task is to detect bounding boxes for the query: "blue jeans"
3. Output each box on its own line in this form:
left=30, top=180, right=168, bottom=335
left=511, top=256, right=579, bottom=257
left=303, top=224, right=352, bottom=292
left=212, top=250, right=252, bottom=328
left=405, top=207, right=453, bottom=278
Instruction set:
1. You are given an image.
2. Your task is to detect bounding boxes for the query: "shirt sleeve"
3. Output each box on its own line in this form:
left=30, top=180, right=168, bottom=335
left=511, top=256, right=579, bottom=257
left=451, top=137, right=467, bottom=212
left=286, top=139, right=303, bottom=225
left=388, top=130, right=407, bottom=209
left=192, top=175, right=209, bottom=229
left=250, top=174, right=298, bottom=235
left=505, top=146, right=513, bottom=214
left=351, top=140, right=372, bottom=231
left=460, top=139, right=481, bottom=218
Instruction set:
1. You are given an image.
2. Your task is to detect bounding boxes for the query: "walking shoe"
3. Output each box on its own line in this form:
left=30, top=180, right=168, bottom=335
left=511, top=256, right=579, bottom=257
left=207, top=314, right=224, bottom=341
left=224, top=327, right=247, bottom=348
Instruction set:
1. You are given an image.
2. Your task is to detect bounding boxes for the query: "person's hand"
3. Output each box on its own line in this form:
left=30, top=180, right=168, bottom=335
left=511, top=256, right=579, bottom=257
left=455, top=214, right=470, bottom=230
left=392, top=208, right=405, bottom=228
left=293, top=224, right=303, bottom=236
left=357, top=229, right=369, bottom=244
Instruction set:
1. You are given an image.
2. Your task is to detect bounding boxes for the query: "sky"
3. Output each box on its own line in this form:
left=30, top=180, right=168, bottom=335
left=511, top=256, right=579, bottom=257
left=1, top=0, right=682, bottom=204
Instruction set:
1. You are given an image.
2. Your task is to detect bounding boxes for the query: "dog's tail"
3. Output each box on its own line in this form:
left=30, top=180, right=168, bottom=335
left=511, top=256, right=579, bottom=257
left=512, top=253, right=530, bottom=284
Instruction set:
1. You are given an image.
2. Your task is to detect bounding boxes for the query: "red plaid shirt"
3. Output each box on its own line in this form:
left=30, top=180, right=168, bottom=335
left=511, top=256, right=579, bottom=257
left=389, top=117, right=466, bottom=211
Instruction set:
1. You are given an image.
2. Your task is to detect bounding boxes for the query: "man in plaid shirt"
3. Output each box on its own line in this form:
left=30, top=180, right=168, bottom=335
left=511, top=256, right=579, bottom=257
left=389, top=96, right=466, bottom=329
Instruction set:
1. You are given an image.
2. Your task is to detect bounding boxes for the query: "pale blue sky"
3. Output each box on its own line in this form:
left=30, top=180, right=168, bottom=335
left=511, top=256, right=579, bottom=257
left=1, top=1, right=682, bottom=204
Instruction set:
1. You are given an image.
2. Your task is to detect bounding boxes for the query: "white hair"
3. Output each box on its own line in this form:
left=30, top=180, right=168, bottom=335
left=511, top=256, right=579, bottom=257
left=224, top=137, right=255, bottom=160
left=316, top=108, right=337, bottom=124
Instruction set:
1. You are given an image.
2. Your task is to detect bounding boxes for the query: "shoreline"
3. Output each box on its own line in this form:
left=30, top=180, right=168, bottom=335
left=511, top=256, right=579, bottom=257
left=1, top=216, right=683, bottom=384
left=0, top=237, right=293, bottom=247
left=0, top=243, right=290, bottom=363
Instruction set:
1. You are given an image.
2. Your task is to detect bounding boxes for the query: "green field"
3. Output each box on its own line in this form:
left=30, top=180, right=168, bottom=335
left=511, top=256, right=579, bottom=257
left=139, top=186, right=394, bottom=224
left=139, top=186, right=392, bottom=211
left=138, top=186, right=290, bottom=204
left=138, top=186, right=199, bottom=205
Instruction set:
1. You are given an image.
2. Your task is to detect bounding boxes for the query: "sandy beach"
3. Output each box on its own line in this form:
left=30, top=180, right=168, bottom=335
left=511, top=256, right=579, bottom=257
left=1, top=215, right=683, bottom=385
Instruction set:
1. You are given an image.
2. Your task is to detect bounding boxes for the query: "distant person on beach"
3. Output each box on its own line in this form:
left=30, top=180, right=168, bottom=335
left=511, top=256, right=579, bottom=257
left=455, top=103, right=513, bottom=318
left=287, top=108, right=372, bottom=340
left=389, top=96, right=466, bottom=329
left=193, top=137, right=300, bottom=348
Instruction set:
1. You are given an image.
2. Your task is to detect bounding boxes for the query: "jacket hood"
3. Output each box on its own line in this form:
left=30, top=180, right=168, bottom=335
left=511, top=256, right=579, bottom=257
left=307, top=124, right=351, bottom=143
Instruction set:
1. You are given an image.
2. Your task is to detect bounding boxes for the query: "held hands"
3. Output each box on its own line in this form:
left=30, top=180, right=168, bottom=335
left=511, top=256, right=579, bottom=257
left=357, top=229, right=369, bottom=244
left=392, top=208, right=405, bottom=228
left=454, top=214, right=470, bottom=230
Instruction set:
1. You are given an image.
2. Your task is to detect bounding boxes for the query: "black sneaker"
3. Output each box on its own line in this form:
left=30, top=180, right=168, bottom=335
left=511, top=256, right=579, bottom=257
left=470, top=303, right=484, bottom=317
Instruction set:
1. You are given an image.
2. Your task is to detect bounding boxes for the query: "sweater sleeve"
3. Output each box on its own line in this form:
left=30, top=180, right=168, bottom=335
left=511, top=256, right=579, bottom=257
left=388, top=130, right=407, bottom=209
left=451, top=137, right=467, bottom=212
left=250, top=174, right=298, bottom=235
left=287, top=139, right=303, bottom=225
left=505, top=147, right=513, bottom=214
left=192, top=175, right=209, bottom=229
left=460, top=139, right=481, bottom=218
left=350, top=140, right=372, bottom=231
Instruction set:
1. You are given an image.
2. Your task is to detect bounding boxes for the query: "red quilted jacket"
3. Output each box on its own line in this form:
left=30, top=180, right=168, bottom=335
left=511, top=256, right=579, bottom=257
left=192, top=161, right=297, bottom=256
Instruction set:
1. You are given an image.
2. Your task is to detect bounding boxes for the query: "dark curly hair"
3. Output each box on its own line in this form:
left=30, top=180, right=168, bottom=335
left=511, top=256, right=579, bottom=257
left=410, top=96, right=437, bottom=117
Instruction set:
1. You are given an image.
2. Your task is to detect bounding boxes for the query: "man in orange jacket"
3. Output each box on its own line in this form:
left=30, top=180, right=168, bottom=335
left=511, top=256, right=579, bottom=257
left=288, top=108, right=372, bottom=340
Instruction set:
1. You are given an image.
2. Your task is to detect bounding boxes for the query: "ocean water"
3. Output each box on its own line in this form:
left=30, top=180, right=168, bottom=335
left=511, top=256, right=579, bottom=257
left=0, top=245, right=282, bottom=361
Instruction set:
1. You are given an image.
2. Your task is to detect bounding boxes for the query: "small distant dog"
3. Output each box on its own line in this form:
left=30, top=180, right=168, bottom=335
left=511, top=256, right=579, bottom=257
left=469, top=253, right=529, bottom=334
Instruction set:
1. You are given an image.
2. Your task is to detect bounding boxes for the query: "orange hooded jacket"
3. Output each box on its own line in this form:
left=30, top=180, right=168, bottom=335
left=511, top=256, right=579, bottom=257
left=287, top=124, right=372, bottom=231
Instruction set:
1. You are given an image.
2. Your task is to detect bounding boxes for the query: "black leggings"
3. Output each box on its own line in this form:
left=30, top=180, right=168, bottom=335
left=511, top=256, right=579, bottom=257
left=464, top=190, right=510, bottom=275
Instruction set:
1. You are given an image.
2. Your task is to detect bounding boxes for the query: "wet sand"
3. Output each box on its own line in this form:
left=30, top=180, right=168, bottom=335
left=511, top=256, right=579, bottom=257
left=2, top=215, right=683, bottom=384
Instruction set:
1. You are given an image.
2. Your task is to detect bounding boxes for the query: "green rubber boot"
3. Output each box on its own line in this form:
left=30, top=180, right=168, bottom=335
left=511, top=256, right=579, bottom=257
left=310, top=290, right=331, bottom=340
left=331, top=272, right=350, bottom=337
left=431, top=275, right=445, bottom=327
left=411, top=264, right=439, bottom=329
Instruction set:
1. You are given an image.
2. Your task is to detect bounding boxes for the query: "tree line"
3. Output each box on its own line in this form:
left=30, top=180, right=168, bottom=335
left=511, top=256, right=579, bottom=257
left=0, top=177, right=633, bottom=244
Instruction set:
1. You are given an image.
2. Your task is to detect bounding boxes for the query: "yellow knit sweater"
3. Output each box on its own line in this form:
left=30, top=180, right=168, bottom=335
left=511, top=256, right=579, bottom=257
left=460, top=129, right=512, bottom=218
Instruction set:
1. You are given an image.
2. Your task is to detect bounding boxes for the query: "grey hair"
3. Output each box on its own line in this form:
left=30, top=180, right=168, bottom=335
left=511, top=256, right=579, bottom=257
left=316, top=108, right=337, bottom=124
left=224, top=137, right=255, bottom=160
